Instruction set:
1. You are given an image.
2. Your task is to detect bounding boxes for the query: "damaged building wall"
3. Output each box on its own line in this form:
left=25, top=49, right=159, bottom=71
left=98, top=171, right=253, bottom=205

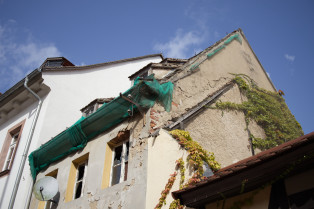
left=184, top=85, right=266, bottom=167
left=29, top=114, right=150, bottom=209
left=150, top=31, right=276, bottom=168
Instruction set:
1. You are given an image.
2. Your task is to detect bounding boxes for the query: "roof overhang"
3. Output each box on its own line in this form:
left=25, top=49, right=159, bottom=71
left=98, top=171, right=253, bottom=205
left=42, top=54, right=164, bottom=72
left=172, top=132, right=314, bottom=208
left=0, top=69, right=50, bottom=125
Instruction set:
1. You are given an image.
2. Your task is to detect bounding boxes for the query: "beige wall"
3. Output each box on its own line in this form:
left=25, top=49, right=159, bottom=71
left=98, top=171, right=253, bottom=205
left=285, top=168, right=314, bottom=196
left=206, top=186, right=271, bottom=209
left=151, top=32, right=273, bottom=168
left=146, top=129, right=193, bottom=209
left=185, top=85, right=266, bottom=167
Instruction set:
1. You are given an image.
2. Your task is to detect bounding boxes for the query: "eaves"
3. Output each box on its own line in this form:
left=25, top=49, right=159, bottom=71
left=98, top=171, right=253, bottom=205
left=0, top=69, right=42, bottom=108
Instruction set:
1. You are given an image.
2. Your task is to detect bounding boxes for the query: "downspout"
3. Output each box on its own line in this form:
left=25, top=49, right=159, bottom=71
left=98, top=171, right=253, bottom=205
left=8, top=71, right=43, bottom=209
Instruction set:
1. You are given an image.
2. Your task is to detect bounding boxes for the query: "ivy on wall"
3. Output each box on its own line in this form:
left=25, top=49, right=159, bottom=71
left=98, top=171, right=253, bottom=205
left=170, top=130, right=221, bottom=175
left=215, top=75, right=303, bottom=150
left=155, top=130, right=221, bottom=209
left=155, top=172, right=177, bottom=209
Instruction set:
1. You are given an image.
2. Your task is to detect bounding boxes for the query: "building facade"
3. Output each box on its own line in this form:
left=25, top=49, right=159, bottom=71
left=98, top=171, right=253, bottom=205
left=1, top=29, right=304, bottom=209
left=0, top=54, right=163, bottom=209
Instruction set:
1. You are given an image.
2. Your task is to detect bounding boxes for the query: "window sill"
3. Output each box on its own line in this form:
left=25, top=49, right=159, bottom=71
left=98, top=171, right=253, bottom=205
left=0, top=169, right=10, bottom=177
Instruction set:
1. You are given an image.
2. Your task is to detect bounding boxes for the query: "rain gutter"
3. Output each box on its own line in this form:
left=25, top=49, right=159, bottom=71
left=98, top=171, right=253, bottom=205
left=8, top=69, right=43, bottom=209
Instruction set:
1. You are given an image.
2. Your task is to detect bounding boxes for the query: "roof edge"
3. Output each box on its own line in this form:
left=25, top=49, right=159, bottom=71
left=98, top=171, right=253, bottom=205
left=172, top=131, right=314, bottom=207
left=42, top=54, right=164, bottom=72
left=238, top=28, right=277, bottom=92
left=0, top=69, right=42, bottom=105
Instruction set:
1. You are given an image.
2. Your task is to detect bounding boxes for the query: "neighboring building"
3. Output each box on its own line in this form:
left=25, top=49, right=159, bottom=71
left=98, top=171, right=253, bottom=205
left=172, top=132, right=314, bottom=209
left=0, top=54, right=163, bottom=209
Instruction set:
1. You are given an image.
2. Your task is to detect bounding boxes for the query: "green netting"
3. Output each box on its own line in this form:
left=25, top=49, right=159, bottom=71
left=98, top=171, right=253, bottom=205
left=207, top=45, right=226, bottom=58
left=207, top=33, right=242, bottom=59
left=224, top=33, right=242, bottom=45
left=28, top=75, right=173, bottom=180
left=189, top=63, right=200, bottom=71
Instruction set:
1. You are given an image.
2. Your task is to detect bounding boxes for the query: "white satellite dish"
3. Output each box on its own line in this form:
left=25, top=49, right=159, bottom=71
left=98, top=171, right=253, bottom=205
left=33, top=176, right=58, bottom=202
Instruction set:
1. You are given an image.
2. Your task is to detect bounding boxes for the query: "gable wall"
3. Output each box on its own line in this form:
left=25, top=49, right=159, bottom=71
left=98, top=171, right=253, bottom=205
left=151, top=32, right=274, bottom=168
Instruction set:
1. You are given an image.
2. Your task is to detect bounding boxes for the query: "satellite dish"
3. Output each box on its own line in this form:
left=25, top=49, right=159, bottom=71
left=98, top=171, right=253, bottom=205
left=33, top=176, right=58, bottom=201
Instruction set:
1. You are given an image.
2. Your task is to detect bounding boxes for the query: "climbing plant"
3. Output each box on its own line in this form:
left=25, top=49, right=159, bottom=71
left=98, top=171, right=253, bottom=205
left=170, top=129, right=221, bottom=175
left=155, top=172, right=177, bottom=209
left=215, top=75, right=303, bottom=150
left=155, top=130, right=221, bottom=209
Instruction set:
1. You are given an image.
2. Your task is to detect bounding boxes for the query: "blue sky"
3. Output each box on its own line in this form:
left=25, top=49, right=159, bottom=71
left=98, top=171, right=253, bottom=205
left=0, top=0, right=313, bottom=134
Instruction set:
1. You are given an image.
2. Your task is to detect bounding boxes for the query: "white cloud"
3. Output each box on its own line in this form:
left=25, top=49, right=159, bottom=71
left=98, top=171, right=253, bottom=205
left=0, top=21, right=61, bottom=92
left=154, top=2, right=217, bottom=59
left=15, top=42, right=60, bottom=67
left=284, top=54, right=295, bottom=62
left=154, top=29, right=205, bottom=58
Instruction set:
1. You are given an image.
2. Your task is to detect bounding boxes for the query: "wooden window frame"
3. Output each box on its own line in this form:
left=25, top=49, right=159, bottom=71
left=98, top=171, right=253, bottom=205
left=101, top=131, right=130, bottom=189
left=109, top=140, right=129, bottom=186
left=73, top=160, right=88, bottom=199
left=0, top=119, right=26, bottom=177
left=65, top=153, right=89, bottom=202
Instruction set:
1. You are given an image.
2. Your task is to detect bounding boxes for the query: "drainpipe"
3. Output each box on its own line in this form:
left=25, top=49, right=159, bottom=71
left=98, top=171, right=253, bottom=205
left=8, top=71, right=43, bottom=209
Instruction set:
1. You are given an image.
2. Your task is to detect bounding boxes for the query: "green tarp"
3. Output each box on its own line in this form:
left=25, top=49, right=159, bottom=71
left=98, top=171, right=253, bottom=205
left=29, top=75, right=173, bottom=180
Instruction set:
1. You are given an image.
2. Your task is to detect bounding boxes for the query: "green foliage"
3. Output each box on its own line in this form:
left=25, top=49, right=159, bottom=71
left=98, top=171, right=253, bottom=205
left=169, top=199, right=184, bottom=209
left=155, top=172, right=177, bottom=209
left=176, top=158, right=185, bottom=189
left=156, top=130, right=221, bottom=209
left=170, top=130, right=221, bottom=173
left=215, top=75, right=303, bottom=150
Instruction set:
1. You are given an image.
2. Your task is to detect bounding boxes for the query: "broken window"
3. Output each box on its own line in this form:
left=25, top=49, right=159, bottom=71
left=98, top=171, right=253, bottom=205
left=74, top=161, right=88, bottom=199
left=65, top=153, right=89, bottom=202
left=111, top=141, right=129, bottom=186
left=82, top=105, right=97, bottom=117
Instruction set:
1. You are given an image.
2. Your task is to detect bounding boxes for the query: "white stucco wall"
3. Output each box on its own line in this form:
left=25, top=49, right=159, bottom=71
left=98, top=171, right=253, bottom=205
left=0, top=101, right=41, bottom=209
left=39, top=56, right=161, bottom=145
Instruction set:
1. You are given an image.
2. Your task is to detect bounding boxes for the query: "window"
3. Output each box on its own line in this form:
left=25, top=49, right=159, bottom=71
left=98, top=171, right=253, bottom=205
left=65, top=153, right=89, bottom=202
left=74, top=161, right=87, bottom=199
left=0, top=119, right=25, bottom=176
left=3, top=133, right=19, bottom=170
left=80, top=98, right=114, bottom=117
left=111, top=141, right=129, bottom=186
left=101, top=131, right=130, bottom=189
left=82, top=105, right=97, bottom=117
